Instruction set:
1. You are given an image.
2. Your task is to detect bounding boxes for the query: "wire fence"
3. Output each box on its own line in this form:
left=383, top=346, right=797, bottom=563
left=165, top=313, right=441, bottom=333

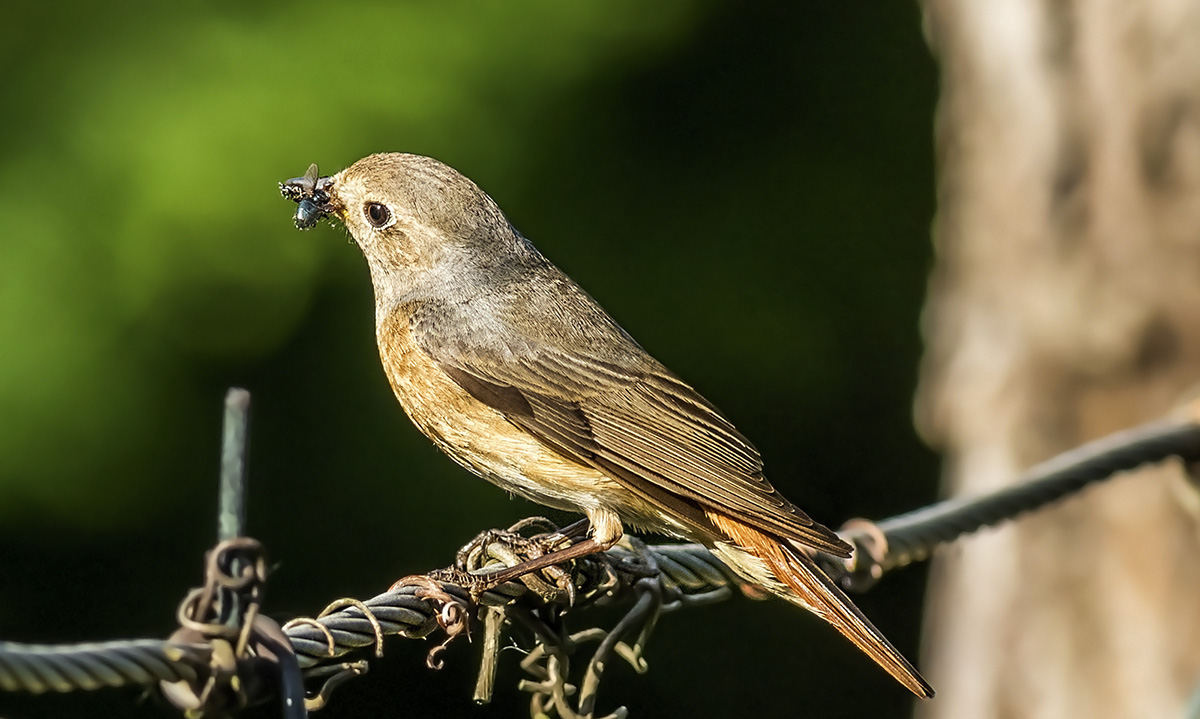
left=3, top=390, right=1198, bottom=719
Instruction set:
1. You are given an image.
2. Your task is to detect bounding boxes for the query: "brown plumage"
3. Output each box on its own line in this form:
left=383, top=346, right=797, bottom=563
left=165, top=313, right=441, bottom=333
left=707, top=512, right=932, bottom=697
left=295, top=152, right=933, bottom=698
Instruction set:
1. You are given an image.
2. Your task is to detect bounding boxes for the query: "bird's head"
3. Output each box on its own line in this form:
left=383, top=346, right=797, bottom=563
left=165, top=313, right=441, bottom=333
left=283, top=153, right=531, bottom=310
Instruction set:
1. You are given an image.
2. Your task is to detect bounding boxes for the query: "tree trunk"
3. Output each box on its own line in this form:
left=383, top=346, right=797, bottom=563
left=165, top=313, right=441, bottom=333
left=915, top=1, right=1200, bottom=717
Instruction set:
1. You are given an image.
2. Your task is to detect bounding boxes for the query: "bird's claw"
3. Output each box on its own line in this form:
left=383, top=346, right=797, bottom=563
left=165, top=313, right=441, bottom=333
left=454, top=523, right=581, bottom=604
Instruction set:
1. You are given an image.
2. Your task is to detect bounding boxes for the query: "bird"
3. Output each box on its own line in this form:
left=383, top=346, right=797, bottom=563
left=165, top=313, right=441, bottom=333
left=280, top=152, right=933, bottom=698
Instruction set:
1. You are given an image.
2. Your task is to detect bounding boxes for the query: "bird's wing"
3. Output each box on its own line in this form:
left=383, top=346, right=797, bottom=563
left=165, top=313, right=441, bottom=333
left=409, top=299, right=851, bottom=557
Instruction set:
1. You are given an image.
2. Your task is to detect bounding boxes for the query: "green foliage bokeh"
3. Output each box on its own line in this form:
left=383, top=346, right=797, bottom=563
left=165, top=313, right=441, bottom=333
left=0, top=0, right=703, bottom=519
left=0, top=2, right=938, bottom=718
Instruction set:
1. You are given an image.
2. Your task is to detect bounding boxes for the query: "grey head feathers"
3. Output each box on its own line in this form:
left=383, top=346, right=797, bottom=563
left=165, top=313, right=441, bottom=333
left=330, top=152, right=552, bottom=310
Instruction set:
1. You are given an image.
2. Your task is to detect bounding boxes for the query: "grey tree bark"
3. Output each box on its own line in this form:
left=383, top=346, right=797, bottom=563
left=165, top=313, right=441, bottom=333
left=915, top=1, right=1200, bottom=717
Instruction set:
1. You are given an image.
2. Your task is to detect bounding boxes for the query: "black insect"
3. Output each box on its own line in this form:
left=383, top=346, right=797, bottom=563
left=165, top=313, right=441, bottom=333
left=279, top=163, right=334, bottom=230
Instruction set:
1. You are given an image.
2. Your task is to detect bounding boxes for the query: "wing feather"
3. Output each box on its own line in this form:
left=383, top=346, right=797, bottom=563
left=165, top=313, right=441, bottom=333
left=410, top=299, right=850, bottom=557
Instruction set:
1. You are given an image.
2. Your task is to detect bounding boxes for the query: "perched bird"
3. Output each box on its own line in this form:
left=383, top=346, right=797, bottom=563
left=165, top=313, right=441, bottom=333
left=281, top=153, right=932, bottom=698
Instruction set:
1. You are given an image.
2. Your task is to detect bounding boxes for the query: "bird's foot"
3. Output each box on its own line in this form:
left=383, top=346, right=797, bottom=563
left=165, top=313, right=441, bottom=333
left=453, top=521, right=583, bottom=604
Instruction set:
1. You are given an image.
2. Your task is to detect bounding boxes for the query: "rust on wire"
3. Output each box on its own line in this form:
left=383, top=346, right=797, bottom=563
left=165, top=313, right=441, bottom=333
left=161, top=538, right=259, bottom=714
left=316, top=599, right=386, bottom=658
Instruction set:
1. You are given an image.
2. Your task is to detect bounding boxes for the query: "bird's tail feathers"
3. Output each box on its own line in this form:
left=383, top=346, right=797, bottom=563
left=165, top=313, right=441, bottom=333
left=707, top=512, right=934, bottom=698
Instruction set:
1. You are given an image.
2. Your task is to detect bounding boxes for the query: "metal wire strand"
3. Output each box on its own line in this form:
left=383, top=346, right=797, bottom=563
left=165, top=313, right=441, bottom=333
left=0, top=640, right=209, bottom=694
left=282, top=542, right=739, bottom=669
left=872, top=418, right=1200, bottom=573
left=0, top=542, right=732, bottom=697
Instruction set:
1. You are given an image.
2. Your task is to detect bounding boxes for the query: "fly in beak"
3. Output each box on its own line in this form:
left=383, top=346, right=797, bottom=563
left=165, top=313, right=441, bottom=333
left=279, top=163, right=336, bottom=230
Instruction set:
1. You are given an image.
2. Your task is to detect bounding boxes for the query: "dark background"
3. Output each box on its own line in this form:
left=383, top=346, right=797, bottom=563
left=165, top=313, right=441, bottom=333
left=0, top=2, right=938, bottom=717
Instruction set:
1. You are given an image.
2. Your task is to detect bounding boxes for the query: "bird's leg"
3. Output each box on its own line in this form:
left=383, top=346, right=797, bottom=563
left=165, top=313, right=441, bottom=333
left=504, top=517, right=593, bottom=562
left=480, top=538, right=603, bottom=587
left=546, top=517, right=592, bottom=541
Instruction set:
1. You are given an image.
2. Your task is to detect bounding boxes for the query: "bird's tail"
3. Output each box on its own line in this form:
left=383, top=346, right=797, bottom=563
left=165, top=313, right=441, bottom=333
left=707, top=512, right=934, bottom=698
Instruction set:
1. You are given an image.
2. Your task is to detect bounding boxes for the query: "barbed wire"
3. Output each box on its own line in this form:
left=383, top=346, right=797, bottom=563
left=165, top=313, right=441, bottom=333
left=2, top=394, right=1198, bottom=718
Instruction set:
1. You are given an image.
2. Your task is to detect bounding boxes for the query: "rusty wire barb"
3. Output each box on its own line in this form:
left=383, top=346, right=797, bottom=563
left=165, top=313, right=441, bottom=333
left=159, top=536, right=288, bottom=717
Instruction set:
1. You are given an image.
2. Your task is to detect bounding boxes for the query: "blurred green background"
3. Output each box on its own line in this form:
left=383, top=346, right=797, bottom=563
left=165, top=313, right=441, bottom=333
left=0, top=1, right=937, bottom=717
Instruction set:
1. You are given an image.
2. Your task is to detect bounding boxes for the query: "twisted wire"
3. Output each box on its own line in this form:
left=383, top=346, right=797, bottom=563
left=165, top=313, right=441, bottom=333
left=0, top=640, right=209, bottom=694
left=283, top=542, right=737, bottom=669
left=875, top=419, right=1200, bottom=572
left=0, top=543, right=732, bottom=695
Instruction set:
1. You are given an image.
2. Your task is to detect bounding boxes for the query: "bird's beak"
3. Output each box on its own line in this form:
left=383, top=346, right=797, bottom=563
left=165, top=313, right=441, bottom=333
left=280, top=164, right=341, bottom=230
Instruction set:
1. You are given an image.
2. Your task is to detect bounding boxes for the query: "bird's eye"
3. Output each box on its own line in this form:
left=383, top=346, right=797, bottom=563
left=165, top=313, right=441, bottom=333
left=364, top=202, right=392, bottom=228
